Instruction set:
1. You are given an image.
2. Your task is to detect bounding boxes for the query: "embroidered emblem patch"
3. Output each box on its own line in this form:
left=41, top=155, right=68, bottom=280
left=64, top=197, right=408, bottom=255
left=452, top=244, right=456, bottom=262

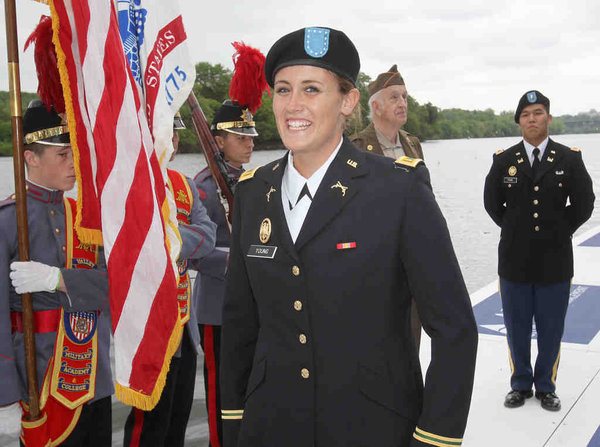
left=304, top=27, right=330, bottom=58
left=527, top=91, right=537, bottom=103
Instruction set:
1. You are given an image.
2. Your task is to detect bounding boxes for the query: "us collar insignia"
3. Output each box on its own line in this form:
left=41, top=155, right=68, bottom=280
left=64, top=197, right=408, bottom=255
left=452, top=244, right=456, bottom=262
left=266, top=186, right=276, bottom=202
left=259, top=218, right=272, bottom=244
left=331, top=181, right=348, bottom=197
left=517, top=158, right=524, bottom=164
left=508, top=166, right=517, bottom=176
left=346, top=159, right=358, bottom=168
left=547, top=157, right=554, bottom=162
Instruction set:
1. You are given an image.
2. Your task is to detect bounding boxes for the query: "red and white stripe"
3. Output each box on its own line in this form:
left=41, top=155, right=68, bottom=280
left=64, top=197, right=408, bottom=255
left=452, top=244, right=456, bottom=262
left=51, top=0, right=180, bottom=409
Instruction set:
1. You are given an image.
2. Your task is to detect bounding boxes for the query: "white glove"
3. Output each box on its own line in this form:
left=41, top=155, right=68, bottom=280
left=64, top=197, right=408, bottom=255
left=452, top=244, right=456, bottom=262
left=10, top=261, right=61, bottom=294
left=0, top=402, right=22, bottom=437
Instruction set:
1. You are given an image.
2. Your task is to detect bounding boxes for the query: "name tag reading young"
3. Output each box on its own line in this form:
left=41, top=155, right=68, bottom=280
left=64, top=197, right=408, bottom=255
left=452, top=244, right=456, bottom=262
left=247, top=245, right=278, bottom=259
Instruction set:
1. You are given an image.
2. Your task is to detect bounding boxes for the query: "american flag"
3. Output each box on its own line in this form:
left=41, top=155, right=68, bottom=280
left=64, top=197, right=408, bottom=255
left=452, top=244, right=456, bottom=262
left=49, top=0, right=189, bottom=410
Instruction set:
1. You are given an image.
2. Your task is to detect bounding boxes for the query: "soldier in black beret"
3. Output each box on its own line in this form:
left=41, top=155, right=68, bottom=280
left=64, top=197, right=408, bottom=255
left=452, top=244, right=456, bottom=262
left=220, top=26, right=477, bottom=447
left=484, top=90, right=594, bottom=411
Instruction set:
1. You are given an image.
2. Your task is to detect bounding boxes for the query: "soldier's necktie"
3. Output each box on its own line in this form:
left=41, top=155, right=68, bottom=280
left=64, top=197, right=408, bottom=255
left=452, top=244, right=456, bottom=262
left=289, top=183, right=312, bottom=210
left=532, top=147, right=541, bottom=177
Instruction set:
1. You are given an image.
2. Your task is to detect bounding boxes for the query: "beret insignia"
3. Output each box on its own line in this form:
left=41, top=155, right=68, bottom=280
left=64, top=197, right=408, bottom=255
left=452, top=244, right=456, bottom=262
left=394, top=156, right=423, bottom=168
left=570, top=147, right=580, bottom=152
left=304, top=27, right=330, bottom=58
left=527, top=91, right=537, bottom=103
left=239, top=166, right=260, bottom=182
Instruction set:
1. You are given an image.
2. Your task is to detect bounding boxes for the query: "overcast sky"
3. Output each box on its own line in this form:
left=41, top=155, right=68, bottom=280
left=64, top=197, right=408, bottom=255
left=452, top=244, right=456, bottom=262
left=1, top=0, right=598, bottom=116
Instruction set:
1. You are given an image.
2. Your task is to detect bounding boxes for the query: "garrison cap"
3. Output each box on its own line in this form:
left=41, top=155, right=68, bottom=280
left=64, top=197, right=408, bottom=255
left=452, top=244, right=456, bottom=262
left=368, top=64, right=405, bottom=98
left=211, top=100, right=259, bottom=137
left=173, top=112, right=186, bottom=130
left=23, top=100, right=70, bottom=146
left=515, top=90, right=550, bottom=123
left=264, top=27, right=360, bottom=87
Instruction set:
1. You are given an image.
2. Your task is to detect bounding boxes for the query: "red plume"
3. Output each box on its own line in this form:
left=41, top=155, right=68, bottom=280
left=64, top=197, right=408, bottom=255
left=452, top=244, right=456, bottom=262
left=24, top=15, right=65, bottom=114
left=228, top=42, right=270, bottom=114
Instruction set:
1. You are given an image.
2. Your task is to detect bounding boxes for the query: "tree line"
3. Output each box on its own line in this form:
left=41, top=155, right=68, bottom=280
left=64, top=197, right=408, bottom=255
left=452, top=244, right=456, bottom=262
left=2, top=63, right=599, bottom=155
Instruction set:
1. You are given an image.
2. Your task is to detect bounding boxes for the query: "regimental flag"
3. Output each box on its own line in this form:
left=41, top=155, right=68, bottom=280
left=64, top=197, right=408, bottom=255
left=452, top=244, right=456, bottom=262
left=48, top=0, right=185, bottom=410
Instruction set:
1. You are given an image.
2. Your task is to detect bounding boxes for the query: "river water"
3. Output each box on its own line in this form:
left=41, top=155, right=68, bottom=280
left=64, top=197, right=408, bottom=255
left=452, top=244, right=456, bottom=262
left=1, top=134, right=598, bottom=293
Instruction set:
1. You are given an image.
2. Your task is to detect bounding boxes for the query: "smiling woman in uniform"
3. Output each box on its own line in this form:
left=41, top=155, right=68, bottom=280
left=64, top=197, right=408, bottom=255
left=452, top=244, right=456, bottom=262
left=220, top=27, right=478, bottom=447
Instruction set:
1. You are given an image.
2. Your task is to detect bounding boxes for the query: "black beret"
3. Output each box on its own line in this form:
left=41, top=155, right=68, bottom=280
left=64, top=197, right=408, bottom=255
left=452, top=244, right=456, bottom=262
left=23, top=100, right=70, bottom=146
left=211, top=100, right=258, bottom=137
left=514, top=90, right=550, bottom=123
left=264, top=27, right=360, bottom=87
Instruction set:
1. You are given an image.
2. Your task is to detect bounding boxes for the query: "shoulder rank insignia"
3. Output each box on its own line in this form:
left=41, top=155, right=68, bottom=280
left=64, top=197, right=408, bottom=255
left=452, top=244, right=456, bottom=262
left=239, top=166, right=260, bottom=182
left=495, top=149, right=504, bottom=155
left=394, top=156, right=423, bottom=168
left=571, top=147, right=580, bottom=152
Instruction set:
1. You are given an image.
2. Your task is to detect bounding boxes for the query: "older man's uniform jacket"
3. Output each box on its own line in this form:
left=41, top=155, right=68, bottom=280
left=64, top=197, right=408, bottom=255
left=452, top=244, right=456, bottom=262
left=220, top=139, right=478, bottom=447
left=351, top=122, right=424, bottom=159
left=484, top=139, right=594, bottom=283
left=0, top=182, right=113, bottom=407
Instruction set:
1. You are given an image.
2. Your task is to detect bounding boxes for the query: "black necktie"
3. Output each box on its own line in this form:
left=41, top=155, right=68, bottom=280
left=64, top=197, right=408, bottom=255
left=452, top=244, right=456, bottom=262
left=289, top=183, right=312, bottom=210
left=532, top=147, right=541, bottom=177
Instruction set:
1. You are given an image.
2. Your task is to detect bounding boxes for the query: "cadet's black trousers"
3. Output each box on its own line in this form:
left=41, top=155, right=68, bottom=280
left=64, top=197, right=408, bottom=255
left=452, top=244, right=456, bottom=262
left=123, top=332, right=197, bottom=447
left=500, top=277, right=571, bottom=393
left=200, top=324, right=222, bottom=447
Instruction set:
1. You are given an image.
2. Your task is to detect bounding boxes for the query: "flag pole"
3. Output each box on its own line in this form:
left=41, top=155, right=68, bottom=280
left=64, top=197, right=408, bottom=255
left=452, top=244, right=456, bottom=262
left=4, top=0, right=41, bottom=419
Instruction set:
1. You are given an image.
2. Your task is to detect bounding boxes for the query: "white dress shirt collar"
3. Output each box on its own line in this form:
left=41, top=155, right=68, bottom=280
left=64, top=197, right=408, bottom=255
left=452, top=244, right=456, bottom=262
left=281, top=137, right=343, bottom=242
left=523, top=137, right=549, bottom=166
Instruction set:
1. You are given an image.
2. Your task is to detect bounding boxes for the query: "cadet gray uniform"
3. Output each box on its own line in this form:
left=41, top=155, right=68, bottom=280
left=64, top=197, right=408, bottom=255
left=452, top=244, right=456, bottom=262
left=0, top=182, right=113, bottom=443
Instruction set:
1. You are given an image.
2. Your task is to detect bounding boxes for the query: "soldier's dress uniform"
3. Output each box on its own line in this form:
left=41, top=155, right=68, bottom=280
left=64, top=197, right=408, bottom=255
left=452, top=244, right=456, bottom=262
left=123, top=169, right=216, bottom=447
left=221, top=137, right=478, bottom=447
left=0, top=182, right=114, bottom=445
left=351, top=122, right=423, bottom=160
left=484, top=136, right=594, bottom=397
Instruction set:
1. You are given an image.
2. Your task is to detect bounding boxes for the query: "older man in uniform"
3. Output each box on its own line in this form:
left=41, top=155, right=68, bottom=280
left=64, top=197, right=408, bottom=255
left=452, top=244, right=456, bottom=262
left=191, top=100, right=258, bottom=447
left=484, top=90, right=594, bottom=411
left=351, top=64, right=424, bottom=348
left=0, top=100, right=113, bottom=445
left=351, top=64, right=423, bottom=160
left=123, top=114, right=216, bottom=447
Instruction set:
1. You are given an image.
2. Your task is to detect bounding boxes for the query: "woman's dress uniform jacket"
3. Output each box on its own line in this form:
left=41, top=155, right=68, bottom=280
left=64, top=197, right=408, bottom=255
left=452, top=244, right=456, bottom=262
left=0, top=183, right=113, bottom=406
left=484, top=139, right=594, bottom=284
left=220, top=138, right=478, bottom=447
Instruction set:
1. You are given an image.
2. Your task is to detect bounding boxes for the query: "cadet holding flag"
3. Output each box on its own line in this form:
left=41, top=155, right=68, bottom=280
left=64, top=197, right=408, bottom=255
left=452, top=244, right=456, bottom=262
left=0, top=100, right=114, bottom=446
left=220, top=27, right=478, bottom=447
